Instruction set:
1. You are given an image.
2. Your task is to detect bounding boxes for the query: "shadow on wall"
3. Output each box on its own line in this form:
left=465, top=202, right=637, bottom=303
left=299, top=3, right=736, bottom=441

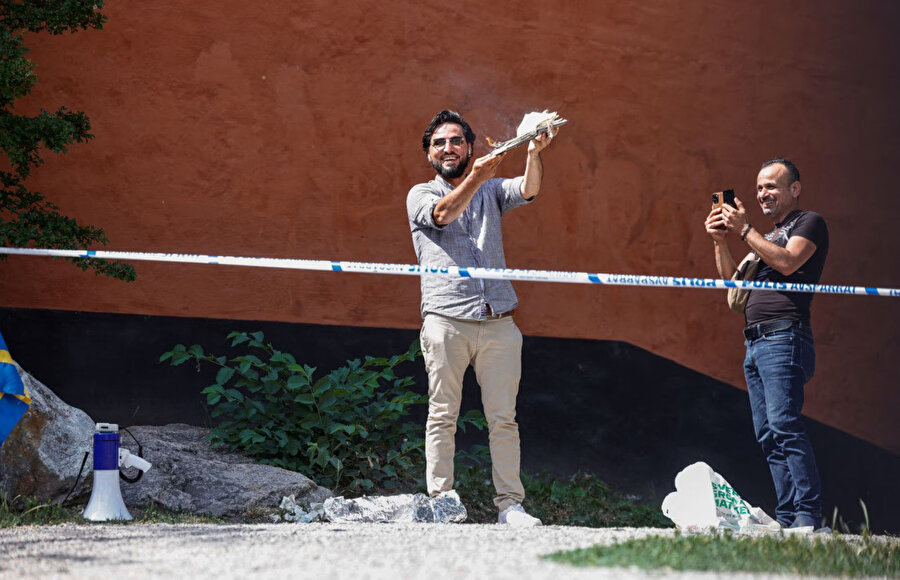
left=1, top=307, right=896, bottom=532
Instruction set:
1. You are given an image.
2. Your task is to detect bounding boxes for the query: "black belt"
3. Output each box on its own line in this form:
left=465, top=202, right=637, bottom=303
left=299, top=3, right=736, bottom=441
left=485, top=304, right=516, bottom=319
left=743, top=319, right=797, bottom=340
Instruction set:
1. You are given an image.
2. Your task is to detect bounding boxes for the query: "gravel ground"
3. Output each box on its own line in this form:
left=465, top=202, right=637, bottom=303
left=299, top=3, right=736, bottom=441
left=0, top=523, right=860, bottom=579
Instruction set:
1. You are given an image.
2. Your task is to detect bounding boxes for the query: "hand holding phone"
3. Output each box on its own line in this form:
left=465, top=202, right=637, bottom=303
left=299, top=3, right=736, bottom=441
left=712, top=189, right=736, bottom=208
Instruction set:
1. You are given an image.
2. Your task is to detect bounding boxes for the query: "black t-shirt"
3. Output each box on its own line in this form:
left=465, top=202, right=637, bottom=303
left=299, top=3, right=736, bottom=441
left=744, top=210, right=829, bottom=326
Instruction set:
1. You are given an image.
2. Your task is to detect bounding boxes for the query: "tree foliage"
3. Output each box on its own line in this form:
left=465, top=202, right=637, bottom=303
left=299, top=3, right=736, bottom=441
left=0, top=0, right=134, bottom=280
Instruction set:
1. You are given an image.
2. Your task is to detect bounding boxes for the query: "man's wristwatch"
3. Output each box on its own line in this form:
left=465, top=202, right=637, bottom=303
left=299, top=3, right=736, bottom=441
left=741, top=224, right=753, bottom=241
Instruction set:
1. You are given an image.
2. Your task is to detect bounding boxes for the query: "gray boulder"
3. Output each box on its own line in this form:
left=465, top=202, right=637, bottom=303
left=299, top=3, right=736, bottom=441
left=0, top=364, right=95, bottom=502
left=119, top=424, right=332, bottom=518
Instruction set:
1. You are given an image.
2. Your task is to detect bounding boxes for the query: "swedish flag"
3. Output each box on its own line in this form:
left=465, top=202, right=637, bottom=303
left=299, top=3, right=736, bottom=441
left=0, top=330, right=30, bottom=447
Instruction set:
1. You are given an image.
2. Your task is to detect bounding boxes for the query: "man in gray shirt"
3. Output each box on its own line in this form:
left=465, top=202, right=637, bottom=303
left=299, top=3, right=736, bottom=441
left=406, top=110, right=557, bottom=527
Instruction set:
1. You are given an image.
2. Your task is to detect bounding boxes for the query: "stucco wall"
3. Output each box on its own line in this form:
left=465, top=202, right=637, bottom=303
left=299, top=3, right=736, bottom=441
left=2, top=1, right=898, bottom=452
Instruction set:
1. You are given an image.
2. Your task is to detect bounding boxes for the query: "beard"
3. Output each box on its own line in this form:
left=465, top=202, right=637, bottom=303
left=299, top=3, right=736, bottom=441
left=431, top=151, right=471, bottom=180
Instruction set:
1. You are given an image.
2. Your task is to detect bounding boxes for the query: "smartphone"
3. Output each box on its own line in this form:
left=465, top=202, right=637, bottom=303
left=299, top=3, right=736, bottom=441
left=712, top=189, right=736, bottom=208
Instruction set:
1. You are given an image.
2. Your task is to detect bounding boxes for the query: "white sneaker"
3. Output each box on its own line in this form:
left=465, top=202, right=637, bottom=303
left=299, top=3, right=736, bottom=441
left=498, top=504, right=542, bottom=527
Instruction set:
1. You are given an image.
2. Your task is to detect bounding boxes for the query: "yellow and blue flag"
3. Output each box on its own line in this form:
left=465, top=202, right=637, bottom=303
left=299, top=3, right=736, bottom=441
left=0, top=330, right=30, bottom=447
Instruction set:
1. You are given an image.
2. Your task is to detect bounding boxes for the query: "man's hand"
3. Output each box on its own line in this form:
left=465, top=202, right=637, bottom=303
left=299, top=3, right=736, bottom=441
left=469, top=151, right=506, bottom=186
left=721, top=198, right=750, bottom=234
left=520, top=127, right=558, bottom=200
left=527, top=126, right=558, bottom=156
left=432, top=152, right=506, bottom=226
left=705, top=206, right=728, bottom=242
left=706, top=204, right=739, bottom=279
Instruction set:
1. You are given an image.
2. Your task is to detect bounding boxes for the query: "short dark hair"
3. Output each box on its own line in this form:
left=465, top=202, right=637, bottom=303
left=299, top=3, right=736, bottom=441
left=761, top=158, right=800, bottom=183
left=421, top=110, right=476, bottom=153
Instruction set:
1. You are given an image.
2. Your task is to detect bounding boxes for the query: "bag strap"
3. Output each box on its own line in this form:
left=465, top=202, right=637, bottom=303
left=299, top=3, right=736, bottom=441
left=765, top=210, right=804, bottom=245
left=735, top=211, right=803, bottom=280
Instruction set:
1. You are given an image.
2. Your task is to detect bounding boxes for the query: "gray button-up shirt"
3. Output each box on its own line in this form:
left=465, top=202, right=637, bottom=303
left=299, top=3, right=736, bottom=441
left=407, top=174, right=531, bottom=320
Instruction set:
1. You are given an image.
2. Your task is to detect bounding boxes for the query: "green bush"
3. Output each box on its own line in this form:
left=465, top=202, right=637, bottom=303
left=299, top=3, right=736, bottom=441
left=160, top=331, right=667, bottom=526
left=161, top=332, right=480, bottom=495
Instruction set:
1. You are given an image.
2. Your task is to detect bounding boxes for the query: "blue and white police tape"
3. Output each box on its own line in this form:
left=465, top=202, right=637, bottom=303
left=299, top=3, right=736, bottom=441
left=1, top=246, right=899, bottom=298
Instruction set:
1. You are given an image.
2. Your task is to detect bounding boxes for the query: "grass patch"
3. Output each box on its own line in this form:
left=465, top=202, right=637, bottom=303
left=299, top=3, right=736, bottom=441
left=455, top=465, right=671, bottom=527
left=544, top=533, right=900, bottom=577
left=0, top=493, right=221, bottom=527
left=128, top=502, right=223, bottom=524
left=0, top=494, right=79, bottom=527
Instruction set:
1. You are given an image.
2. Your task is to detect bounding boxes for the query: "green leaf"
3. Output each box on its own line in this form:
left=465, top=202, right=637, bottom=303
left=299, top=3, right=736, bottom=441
left=287, top=375, right=309, bottom=390
left=236, top=355, right=264, bottom=366
left=312, top=376, right=332, bottom=396
left=315, top=447, right=331, bottom=468
left=224, top=389, right=244, bottom=402
left=458, top=409, right=488, bottom=431
left=318, top=391, right=337, bottom=410
left=216, top=367, right=235, bottom=385
left=229, top=332, right=249, bottom=346
left=299, top=414, right=319, bottom=429
left=326, top=422, right=346, bottom=435
left=260, top=379, right=281, bottom=395
left=293, top=393, right=315, bottom=405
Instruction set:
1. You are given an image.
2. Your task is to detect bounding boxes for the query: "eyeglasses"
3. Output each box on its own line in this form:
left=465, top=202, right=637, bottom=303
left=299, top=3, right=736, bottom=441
left=431, top=137, right=466, bottom=149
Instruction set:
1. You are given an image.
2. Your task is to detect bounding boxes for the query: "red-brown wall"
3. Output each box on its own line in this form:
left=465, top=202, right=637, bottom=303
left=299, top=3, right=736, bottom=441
left=2, top=1, right=898, bottom=452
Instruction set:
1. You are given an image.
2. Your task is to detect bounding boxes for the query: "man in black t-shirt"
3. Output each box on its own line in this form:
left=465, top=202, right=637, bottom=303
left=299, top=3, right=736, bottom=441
left=704, top=158, right=828, bottom=531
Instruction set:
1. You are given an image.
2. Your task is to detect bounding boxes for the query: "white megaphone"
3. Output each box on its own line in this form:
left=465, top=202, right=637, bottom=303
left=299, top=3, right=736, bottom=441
left=82, top=423, right=152, bottom=521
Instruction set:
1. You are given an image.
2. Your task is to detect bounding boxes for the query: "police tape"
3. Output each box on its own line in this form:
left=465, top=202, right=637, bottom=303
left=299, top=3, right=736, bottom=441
left=2, top=247, right=899, bottom=297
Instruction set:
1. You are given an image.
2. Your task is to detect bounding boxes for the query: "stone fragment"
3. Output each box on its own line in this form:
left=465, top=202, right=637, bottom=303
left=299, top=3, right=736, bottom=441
left=0, top=364, right=95, bottom=502
left=273, top=494, right=326, bottom=523
left=323, top=490, right=467, bottom=523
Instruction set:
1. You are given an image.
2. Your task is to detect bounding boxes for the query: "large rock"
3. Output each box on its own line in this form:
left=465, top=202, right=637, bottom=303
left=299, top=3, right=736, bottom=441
left=0, top=364, right=95, bottom=502
left=119, top=424, right=332, bottom=518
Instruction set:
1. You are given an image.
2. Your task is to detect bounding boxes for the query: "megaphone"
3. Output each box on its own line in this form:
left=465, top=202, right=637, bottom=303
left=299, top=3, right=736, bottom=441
left=82, top=423, right=152, bottom=521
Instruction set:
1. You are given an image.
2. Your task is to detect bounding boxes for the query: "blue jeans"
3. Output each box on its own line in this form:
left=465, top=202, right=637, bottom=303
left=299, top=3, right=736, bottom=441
left=743, top=321, right=822, bottom=527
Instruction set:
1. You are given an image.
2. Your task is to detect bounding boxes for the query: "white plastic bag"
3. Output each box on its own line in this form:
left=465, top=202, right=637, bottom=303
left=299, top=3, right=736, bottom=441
left=661, top=461, right=780, bottom=533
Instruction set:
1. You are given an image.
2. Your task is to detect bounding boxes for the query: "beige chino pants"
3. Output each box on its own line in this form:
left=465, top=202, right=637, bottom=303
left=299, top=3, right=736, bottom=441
left=420, top=313, right=525, bottom=511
